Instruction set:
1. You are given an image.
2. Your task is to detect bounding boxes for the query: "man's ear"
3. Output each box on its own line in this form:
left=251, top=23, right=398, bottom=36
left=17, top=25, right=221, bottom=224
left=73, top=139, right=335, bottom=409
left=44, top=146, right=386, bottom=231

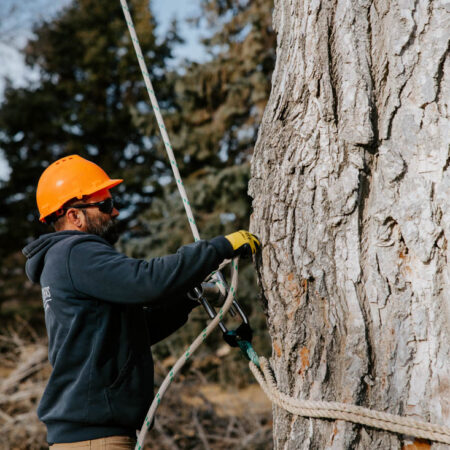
left=65, top=208, right=85, bottom=230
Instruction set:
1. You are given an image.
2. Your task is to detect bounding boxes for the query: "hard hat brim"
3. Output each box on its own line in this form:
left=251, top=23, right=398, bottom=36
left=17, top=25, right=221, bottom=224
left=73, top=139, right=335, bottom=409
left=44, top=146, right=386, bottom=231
left=39, top=178, right=123, bottom=222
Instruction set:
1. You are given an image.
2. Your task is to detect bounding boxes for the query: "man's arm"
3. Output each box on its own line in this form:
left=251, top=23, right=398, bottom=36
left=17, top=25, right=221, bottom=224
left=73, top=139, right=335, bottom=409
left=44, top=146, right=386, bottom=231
left=144, top=296, right=199, bottom=346
left=68, top=236, right=233, bottom=307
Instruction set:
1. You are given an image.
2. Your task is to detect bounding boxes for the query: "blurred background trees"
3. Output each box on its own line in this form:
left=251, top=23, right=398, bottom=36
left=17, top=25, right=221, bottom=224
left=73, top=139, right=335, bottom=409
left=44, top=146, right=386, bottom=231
left=0, top=0, right=178, bottom=258
left=0, top=0, right=179, bottom=318
left=0, top=0, right=275, bottom=446
left=0, top=0, right=274, bottom=321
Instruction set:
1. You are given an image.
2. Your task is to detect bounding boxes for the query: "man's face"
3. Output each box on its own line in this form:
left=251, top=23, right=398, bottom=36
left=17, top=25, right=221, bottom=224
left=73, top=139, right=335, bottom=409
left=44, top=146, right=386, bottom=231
left=74, top=189, right=120, bottom=244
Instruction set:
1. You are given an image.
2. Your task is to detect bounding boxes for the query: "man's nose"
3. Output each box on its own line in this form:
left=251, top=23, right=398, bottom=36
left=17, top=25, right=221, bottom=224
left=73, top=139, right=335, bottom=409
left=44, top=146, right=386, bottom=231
left=111, top=207, right=120, bottom=218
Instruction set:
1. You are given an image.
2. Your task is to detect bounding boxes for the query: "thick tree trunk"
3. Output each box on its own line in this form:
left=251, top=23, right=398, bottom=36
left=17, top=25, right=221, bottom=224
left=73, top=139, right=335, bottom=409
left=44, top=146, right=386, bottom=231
left=249, top=0, right=449, bottom=448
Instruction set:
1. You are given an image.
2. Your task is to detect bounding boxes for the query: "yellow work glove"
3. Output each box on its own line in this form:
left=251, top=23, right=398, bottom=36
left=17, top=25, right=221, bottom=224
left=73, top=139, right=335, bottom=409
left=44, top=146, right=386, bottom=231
left=225, top=230, right=261, bottom=258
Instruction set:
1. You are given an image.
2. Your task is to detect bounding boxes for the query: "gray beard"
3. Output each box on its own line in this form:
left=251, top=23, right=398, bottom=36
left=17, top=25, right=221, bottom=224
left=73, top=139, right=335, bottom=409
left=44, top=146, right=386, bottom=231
left=83, top=211, right=120, bottom=245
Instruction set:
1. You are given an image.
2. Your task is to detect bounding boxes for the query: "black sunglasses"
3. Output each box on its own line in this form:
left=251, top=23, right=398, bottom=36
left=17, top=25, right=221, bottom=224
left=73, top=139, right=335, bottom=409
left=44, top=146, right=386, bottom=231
left=66, top=197, right=116, bottom=215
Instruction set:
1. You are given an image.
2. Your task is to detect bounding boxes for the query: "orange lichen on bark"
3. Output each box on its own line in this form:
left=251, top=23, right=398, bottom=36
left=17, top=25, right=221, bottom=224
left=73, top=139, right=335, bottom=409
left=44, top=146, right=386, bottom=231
left=284, top=273, right=304, bottom=315
left=402, top=439, right=431, bottom=450
left=287, top=280, right=301, bottom=297
left=329, top=424, right=339, bottom=444
left=298, top=347, right=310, bottom=375
left=273, top=341, right=282, bottom=357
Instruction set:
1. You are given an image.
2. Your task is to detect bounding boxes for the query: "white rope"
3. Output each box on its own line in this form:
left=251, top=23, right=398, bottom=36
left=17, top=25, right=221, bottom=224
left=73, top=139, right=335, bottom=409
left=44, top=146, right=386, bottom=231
left=119, top=4, right=235, bottom=448
left=119, top=0, right=200, bottom=242
left=250, top=357, right=450, bottom=444
left=119, top=1, right=450, bottom=447
left=135, top=258, right=239, bottom=449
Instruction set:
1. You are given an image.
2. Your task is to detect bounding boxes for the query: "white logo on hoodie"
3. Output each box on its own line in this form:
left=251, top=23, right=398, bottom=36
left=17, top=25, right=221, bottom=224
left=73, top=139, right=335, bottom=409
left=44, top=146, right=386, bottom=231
left=42, top=286, right=52, bottom=311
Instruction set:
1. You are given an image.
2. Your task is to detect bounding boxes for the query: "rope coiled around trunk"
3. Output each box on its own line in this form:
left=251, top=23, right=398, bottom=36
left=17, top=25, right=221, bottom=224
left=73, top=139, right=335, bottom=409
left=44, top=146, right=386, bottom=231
left=249, top=357, right=450, bottom=444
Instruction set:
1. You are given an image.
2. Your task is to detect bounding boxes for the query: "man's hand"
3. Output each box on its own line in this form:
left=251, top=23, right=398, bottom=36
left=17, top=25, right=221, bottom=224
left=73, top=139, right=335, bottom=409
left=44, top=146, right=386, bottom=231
left=225, top=230, right=261, bottom=258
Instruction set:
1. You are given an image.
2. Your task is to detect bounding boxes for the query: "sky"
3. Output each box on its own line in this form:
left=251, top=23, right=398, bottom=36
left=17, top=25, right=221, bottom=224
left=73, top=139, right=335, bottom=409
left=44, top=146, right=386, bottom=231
left=0, top=0, right=207, bottom=181
left=152, top=0, right=207, bottom=63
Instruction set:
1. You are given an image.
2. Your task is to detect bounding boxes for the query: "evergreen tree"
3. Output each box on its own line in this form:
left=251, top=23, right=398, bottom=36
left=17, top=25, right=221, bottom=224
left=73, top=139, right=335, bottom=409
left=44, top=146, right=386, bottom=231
left=125, top=0, right=275, bottom=250
left=0, top=0, right=275, bottom=334
left=0, top=0, right=179, bottom=259
left=121, top=0, right=275, bottom=373
left=173, top=0, right=275, bottom=172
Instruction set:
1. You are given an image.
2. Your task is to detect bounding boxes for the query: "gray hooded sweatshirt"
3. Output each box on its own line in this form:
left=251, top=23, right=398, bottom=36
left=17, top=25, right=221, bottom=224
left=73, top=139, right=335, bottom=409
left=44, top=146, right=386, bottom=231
left=22, top=230, right=233, bottom=444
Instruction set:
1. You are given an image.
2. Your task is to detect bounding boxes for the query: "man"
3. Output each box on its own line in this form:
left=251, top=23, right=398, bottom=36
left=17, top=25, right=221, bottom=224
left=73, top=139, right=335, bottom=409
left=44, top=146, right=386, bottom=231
left=22, top=154, right=260, bottom=449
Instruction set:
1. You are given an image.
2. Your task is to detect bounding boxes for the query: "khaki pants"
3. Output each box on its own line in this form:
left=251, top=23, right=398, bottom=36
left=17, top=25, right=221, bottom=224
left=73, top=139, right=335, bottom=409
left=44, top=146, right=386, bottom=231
left=49, top=436, right=136, bottom=449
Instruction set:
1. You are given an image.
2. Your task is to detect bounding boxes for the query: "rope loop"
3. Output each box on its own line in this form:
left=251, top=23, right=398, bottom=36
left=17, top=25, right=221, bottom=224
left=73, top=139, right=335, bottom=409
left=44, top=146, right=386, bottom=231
left=250, top=357, right=450, bottom=444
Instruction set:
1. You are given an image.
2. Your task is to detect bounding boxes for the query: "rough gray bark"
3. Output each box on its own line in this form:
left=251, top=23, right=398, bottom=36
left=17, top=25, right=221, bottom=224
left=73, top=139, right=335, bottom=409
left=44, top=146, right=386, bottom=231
left=249, top=0, right=449, bottom=449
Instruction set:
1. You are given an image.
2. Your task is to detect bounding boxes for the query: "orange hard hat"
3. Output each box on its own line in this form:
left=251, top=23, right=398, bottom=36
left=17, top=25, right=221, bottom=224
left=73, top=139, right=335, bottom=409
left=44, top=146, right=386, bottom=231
left=37, top=154, right=123, bottom=222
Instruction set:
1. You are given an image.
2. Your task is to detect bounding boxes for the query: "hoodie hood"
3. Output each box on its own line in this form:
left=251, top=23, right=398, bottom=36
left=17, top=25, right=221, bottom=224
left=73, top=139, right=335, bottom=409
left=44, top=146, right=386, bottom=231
left=22, top=231, right=87, bottom=283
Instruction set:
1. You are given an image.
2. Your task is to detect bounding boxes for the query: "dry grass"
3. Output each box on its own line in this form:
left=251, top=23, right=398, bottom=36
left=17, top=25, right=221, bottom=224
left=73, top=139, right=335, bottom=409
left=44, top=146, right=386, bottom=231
left=0, top=322, right=272, bottom=449
left=0, top=319, right=48, bottom=450
left=145, top=355, right=272, bottom=449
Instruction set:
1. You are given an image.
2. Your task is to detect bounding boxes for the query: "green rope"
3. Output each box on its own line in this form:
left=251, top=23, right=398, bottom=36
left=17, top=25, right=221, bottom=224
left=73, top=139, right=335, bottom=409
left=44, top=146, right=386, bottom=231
left=226, top=329, right=260, bottom=367
left=237, top=340, right=260, bottom=368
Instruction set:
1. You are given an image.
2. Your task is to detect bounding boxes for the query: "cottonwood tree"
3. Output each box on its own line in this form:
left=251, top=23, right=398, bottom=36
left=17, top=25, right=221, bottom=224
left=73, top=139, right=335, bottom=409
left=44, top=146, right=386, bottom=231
left=250, top=0, right=449, bottom=448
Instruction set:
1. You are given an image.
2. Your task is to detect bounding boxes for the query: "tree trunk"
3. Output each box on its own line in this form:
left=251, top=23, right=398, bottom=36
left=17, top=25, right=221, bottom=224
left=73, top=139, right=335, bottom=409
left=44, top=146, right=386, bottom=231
left=249, top=0, right=449, bottom=448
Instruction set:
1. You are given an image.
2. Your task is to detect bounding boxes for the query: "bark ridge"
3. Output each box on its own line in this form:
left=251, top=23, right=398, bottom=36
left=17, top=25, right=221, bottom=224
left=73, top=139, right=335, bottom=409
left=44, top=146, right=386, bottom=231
left=250, top=0, right=449, bottom=448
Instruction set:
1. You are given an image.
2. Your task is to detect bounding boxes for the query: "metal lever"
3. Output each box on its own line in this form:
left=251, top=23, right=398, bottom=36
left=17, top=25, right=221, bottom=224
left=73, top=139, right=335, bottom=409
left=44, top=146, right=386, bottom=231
left=193, top=286, right=228, bottom=334
left=191, top=272, right=253, bottom=347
